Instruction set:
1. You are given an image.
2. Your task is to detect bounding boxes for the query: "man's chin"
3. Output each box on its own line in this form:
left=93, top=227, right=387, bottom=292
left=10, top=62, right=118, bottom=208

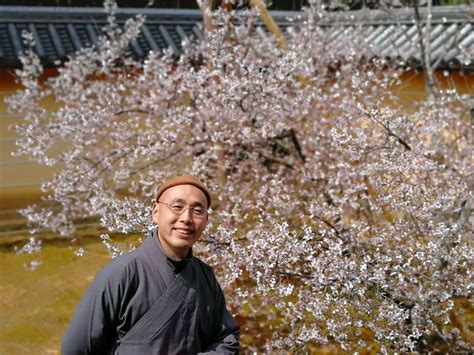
left=171, top=234, right=198, bottom=249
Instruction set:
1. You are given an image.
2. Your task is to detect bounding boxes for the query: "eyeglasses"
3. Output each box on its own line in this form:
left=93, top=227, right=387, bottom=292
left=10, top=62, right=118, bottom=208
left=158, top=202, right=208, bottom=219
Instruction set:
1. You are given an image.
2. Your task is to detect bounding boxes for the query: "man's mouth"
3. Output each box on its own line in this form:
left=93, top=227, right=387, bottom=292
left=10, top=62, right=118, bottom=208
left=174, top=228, right=194, bottom=236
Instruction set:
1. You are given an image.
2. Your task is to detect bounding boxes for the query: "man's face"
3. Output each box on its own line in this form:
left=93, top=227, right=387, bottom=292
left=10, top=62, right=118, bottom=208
left=152, top=184, right=209, bottom=259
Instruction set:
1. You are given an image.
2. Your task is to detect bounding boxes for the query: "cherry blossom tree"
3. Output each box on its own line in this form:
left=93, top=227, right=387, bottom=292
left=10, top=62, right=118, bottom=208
left=7, top=0, right=473, bottom=352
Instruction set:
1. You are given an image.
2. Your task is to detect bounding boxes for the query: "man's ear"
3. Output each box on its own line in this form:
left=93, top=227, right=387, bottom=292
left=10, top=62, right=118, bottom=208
left=151, top=202, right=159, bottom=224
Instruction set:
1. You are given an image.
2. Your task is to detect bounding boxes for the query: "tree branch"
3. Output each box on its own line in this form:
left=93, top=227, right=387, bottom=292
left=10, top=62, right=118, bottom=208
left=289, top=128, right=306, bottom=163
left=278, top=271, right=314, bottom=279
left=358, top=106, right=412, bottom=151
left=413, top=0, right=436, bottom=100
left=259, top=151, right=293, bottom=169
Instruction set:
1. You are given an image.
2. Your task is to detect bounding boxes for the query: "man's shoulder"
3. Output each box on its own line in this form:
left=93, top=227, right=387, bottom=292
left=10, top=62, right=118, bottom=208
left=105, top=246, right=143, bottom=268
left=95, top=246, right=145, bottom=284
left=191, top=255, right=221, bottom=286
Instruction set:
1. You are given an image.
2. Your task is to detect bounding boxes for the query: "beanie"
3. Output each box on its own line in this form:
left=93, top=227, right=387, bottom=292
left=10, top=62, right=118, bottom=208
left=155, top=175, right=211, bottom=207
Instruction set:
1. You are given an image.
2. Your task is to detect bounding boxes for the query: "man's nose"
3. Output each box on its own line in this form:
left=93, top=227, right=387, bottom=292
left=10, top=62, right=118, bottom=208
left=179, top=207, right=193, bottom=222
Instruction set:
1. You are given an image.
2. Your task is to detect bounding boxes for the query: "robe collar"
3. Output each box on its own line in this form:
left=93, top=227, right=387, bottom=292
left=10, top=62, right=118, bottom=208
left=148, top=228, right=193, bottom=274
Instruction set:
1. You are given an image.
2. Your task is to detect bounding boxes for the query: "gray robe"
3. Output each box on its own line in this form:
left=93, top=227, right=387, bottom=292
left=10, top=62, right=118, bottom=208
left=62, top=230, right=239, bottom=354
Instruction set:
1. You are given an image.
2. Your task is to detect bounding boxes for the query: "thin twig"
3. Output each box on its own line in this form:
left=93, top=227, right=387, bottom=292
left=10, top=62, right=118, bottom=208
left=357, top=106, right=412, bottom=151
left=278, top=271, right=314, bottom=279
left=289, top=128, right=307, bottom=163
left=259, top=151, right=293, bottom=169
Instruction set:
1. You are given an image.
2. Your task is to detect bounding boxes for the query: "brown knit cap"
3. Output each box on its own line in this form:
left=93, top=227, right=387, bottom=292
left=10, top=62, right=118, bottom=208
left=155, top=175, right=211, bottom=207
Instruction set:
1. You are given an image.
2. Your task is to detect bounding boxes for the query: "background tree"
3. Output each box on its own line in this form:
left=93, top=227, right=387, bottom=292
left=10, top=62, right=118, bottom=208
left=7, top=0, right=473, bottom=351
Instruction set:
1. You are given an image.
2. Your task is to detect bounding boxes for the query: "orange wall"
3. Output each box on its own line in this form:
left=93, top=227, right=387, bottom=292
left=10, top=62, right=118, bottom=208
left=393, top=70, right=473, bottom=103
left=0, top=69, right=60, bottom=210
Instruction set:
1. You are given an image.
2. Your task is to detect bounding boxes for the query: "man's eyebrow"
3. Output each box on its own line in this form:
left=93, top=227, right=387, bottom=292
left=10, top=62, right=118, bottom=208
left=169, top=198, right=206, bottom=208
left=169, top=198, right=186, bottom=204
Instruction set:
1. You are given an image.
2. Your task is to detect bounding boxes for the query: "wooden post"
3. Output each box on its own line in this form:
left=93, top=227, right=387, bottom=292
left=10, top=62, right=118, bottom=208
left=197, top=0, right=214, bottom=36
left=250, top=0, right=288, bottom=50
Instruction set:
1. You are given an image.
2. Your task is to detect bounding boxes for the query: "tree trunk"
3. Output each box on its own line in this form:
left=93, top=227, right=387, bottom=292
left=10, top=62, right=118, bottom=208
left=413, top=0, right=436, bottom=101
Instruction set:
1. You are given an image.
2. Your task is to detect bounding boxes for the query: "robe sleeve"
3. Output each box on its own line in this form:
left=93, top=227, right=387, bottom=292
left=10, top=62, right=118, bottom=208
left=200, top=267, right=240, bottom=354
left=61, top=260, right=126, bottom=355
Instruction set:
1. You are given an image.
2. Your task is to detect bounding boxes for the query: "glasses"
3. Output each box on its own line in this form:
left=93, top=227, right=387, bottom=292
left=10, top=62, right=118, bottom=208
left=158, top=202, right=208, bottom=219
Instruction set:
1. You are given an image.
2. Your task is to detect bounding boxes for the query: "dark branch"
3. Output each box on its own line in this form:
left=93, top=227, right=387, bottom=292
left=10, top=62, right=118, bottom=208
left=278, top=271, right=314, bottom=279
left=289, top=128, right=306, bottom=163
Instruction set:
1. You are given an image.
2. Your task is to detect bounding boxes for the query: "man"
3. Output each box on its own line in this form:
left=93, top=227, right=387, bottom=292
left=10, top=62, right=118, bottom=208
left=62, top=175, right=239, bottom=354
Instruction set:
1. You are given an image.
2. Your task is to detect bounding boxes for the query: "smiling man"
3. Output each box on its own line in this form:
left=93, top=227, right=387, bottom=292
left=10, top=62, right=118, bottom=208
left=62, top=175, right=240, bottom=354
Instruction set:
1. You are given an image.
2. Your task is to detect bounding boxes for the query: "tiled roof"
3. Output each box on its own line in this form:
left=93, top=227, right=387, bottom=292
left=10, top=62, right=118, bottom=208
left=319, top=5, right=473, bottom=70
left=0, top=7, right=208, bottom=67
left=0, top=5, right=472, bottom=70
